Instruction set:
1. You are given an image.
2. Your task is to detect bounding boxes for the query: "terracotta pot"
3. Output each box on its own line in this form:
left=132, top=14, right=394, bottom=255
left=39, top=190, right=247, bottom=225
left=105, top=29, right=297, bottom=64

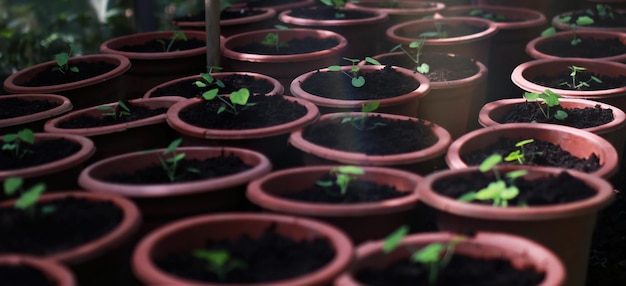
left=278, top=7, right=388, bottom=58
left=132, top=213, right=354, bottom=286
left=334, top=231, right=566, bottom=286
left=289, top=65, right=431, bottom=117
left=172, top=8, right=277, bottom=38
left=166, top=95, right=320, bottom=169
left=100, top=30, right=210, bottom=99
left=0, top=133, right=95, bottom=191
left=222, top=28, right=348, bottom=94
left=552, top=9, right=626, bottom=32
left=142, top=71, right=284, bottom=99
left=386, top=16, right=499, bottom=66
left=437, top=5, right=547, bottom=102
left=479, top=98, right=626, bottom=159
left=511, top=58, right=626, bottom=114
left=0, top=255, right=76, bottom=286
left=445, top=123, right=620, bottom=179
left=475, top=0, right=581, bottom=20
left=525, top=30, right=626, bottom=62
left=416, top=165, right=614, bottom=286
left=0, top=191, right=141, bottom=286
left=78, top=146, right=271, bottom=232
left=369, top=52, right=488, bottom=139
left=0, top=93, right=72, bottom=134
left=246, top=165, right=422, bottom=243
left=249, top=0, right=315, bottom=12
left=289, top=112, right=452, bottom=174
left=3, top=54, right=131, bottom=110
left=43, top=96, right=182, bottom=163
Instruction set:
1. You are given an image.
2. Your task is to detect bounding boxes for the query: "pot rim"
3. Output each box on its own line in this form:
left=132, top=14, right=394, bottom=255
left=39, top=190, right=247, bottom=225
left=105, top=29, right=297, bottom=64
left=525, top=30, right=626, bottom=61
left=99, top=30, right=208, bottom=60
left=346, top=0, right=446, bottom=16
left=0, top=94, right=73, bottom=128
left=172, top=7, right=277, bottom=28
left=438, top=5, right=547, bottom=30
left=278, top=6, right=389, bottom=27
left=551, top=9, right=626, bottom=32
left=386, top=16, right=499, bottom=46
left=0, top=255, right=76, bottom=286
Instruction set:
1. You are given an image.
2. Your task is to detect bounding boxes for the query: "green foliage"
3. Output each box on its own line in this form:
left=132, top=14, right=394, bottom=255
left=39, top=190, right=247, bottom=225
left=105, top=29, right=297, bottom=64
left=2, top=128, right=35, bottom=158
left=320, top=0, right=352, bottom=18
left=158, top=138, right=200, bottom=182
left=193, top=249, right=246, bottom=282
left=420, top=21, right=447, bottom=39
left=328, top=57, right=381, bottom=88
left=260, top=25, right=290, bottom=51
left=390, top=39, right=429, bottom=74
left=193, top=66, right=225, bottom=99
left=504, top=139, right=543, bottom=164
left=97, top=100, right=131, bottom=118
left=559, top=65, right=603, bottom=90
left=202, top=87, right=255, bottom=115
left=157, top=31, right=187, bottom=52
left=468, top=9, right=507, bottom=22
left=338, top=101, right=386, bottom=131
left=3, top=177, right=50, bottom=217
left=523, top=89, right=568, bottom=120
left=52, top=44, right=80, bottom=74
left=542, top=15, right=594, bottom=46
left=315, top=166, right=365, bottom=195
left=586, top=4, right=615, bottom=21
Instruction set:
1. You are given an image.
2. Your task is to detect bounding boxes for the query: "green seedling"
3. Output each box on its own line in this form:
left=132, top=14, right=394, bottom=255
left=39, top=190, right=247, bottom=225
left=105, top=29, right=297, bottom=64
left=2, top=128, right=35, bottom=158
left=260, top=25, right=290, bottom=51
left=390, top=38, right=430, bottom=74
left=504, top=139, right=543, bottom=164
left=203, top=87, right=255, bottom=115
left=469, top=9, right=507, bottom=22
left=542, top=15, right=594, bottom=46
left=3, top=177, right=51, bottom=217
left=384, top=225, right=465, bottom=285
left=158, top=138, right=200, bottom=182
left=53, top=44, right=80, bottom=74
left=458, top=154, right=529, bottom=207
left=328, top=57, right=381, bottom=87
left=193, top=66, right=226, bottom=99
left=559, top=65, right=603, bottom=90
left=523, top=89, right=568, bottom=120
left=586, top=4, right=614, bottom=21
left=338, top=101, right=386, bottom=131
left=193, top=249, right=246, bottom=282
left=320, top=0, right=350, bottom=18
left=315, top=166, right=365, bottom=196
left=158, top=31, right=187, bottom=52
left=420, top=21, right=447, bottom=39
left=97, top=100, right=131, bottom=118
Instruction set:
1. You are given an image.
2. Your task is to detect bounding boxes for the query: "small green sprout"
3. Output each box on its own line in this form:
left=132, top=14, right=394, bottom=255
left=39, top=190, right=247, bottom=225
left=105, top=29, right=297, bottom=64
left=158, top=31, right=187, bottom=52
left=2, top=128, right=35, bottom=158
left=260, top=25, right=290, bottom=51
left=320, top=0, right=350, bottom=18
left=542, top=16, right=594, bottom=46
left=315, top=166, right=365, bottom=196
left=559, top=65, right=603, bottom=90
left=390, top=38, right=429, bottom=74
left=586, top=4, right=614, bottom=20
left=158, top=138, right=200, bottom=182
left=469, top=9, right=507, bottom=22
left=458, top=154, right=529, bottom=207
left=420, top=21, right=447, bottom=39
left=193, top=249, right=246, bottom=282
left=504, top=139, right=543, bottom=164
left=193, top=66, right=226, bottom=99
left=338, top=101, right=386, bottom=131
left=328, top=57, right=381, bottom=87
left=96, top=100, right=131, bottom=118
left=203, top=88, right=255, bottom=115
left=523, top=89, right=568, bottom=120
left=53, top=44, right=81, bottom=74
left=3, top=177, right=51, bottom=217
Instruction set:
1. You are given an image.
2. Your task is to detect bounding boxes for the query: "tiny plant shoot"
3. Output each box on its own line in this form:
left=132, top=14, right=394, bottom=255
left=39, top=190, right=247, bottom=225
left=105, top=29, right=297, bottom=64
left=158, top=31, right=188, bottom=52
left=328, top=57, right=381, bottom=87
left=315, top=166, right=365, bottom=195
left=97, top=100, right=131, bottom=118
left=320, top=0, right=349, bottom=18
left=559, top=65, right=603, bottom=90
left=158, top=138, right=200, bottom=182
left=3, top=177, right=51, bottom=217
left=260, top=25, right=290, bottom=51
left=339, top=101, right=386, bottom=131
left=2, top=128, right=35, bottom=158
left=420, top=21, right=447, bottom=39
left=193, top=249, right=246, bottom=282
left=586, top=4, right=614, bottom=20
left=203, top=88, right=255, bottom=115
left=523, top=89, right=568, bottom=120
left=53, top=44, right=81, bottom=74
left=542, top=15, right=594, bottom=46
left=193, top=66, right=226, bottom=99
left=504, top=139, right=543, bottom=164
left=458, top=154, right=528, bottom=207
left=469, top=9, right=507, bottom=22
left=390, top=39, right=429, bottom=74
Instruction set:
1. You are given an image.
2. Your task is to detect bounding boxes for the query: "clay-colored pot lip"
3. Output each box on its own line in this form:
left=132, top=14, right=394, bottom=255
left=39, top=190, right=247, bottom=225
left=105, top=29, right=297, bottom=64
left=99, top=30, right=208, bottom=60
left=0, top=255, right=76, bottom=286
left=346, top=0, right=446, bottom=16
left=278, top=6, right=389, bottom=26
left=0, top=94, right=73, bottom=128
left=222, top=28, right=348, bottom=63
left=336, top=231, right=566, bottom=286
left=166, top=95, right=320, bottom=139
left=552, top=9, right=626, bottom=32
left=0, top=133, right=95, bottom=179
left=172, top=7, right=277, bottom=28
left=246, top=165, right=422, bottom=216
left=445, top=122, right=619, bottom=179
left=525, top=30, right=626, bottom=61
left=3, top=54, right=131, bottom=94
left=289, top=112, right=452, bottom=166
left=289, top=65, right=430, bottom=108
left=511, top=58, right=626, bottom=98
left=143, top=72, right=285, bottom=99
left=132, top=212, right=353, bottom=286
left=43, top=96, right=183, bottom=136
left=417, top=165, right=614, bottom=220
left=78, top=146, right=272, bottom=197
left=0, top=192, right=141, bottom=265
left=386, top=16, right=499, bottom=46
left=478, top=98, right=626, bottom=136
left=254, top=0, right=315, bottom=12
left=438, top=5, right=547, bottom=30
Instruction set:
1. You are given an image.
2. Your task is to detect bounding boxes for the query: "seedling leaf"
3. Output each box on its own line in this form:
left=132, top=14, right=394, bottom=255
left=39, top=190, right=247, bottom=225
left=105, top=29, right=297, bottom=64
left=383, top=225, right=409, bottom=253
left=4, top=177, right=22, bottom=195
left=479, top=154, right=502, bottom=172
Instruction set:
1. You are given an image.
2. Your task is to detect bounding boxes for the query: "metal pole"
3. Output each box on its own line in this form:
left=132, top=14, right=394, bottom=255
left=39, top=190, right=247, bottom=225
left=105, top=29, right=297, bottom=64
left=205, top=0, right=221, bottom=70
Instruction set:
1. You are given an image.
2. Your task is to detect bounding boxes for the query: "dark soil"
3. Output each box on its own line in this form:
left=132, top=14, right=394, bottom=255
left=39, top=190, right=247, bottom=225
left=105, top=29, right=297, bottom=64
left=432, top=170, right=597, bottom=206
left=232, top=36, right=340, bottom=55
left=103, top=152, right=253, bottom=184
left=399, top=22, right=487, bottom=39
left=117, top=37, right=205, bottom=53
left=302, top=115, right=439, bottom=155
left=149, top=74, right=276, bottom=98
left=0, top=196, right=123, bottom=255
left=0, top=265, right=56, bottom=286
left=460, top=137, right=602, bottom=173
left=155, top=224, right=335, bottom=283
left=20, top=61, right=117, bottom=87
left=172, top=8, right=267, bottom=22
left=248, top=0, right=307, bottom=8
left=55, top=101, right=168, bottom=128
left=561, top=9, right=626, bottom=28
left=531, top=69, right=626, bottom=91
left=298, top=65, right=420, bottom=100
left=179, top=95, right=307, bottom=130
left=376, top=53, right=479, bottom=82
left=535, top=37, right=626, bottom=58
left=287, top=5, right=378, bottom=20
left=356, top=252, right=546, bottom=286
left=0, top=97, right=61, bottom=119
left=0, top=139, right=81, bottom=170
left=500, top=102, right=614, bottom=129
left=357, top=1, right=437, bottom=9
left=281, top=173, right=410, bottom=203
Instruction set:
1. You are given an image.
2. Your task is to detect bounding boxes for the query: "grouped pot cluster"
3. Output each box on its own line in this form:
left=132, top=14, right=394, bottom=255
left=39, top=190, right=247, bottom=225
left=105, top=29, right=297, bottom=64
left=2, top=0, right=626, bottom=285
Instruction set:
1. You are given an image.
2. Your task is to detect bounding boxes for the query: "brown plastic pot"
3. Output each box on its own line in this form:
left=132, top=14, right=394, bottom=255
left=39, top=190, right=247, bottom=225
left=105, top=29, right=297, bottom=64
left=416, top=165, right=614, bottom=286
left=525, top=30, right=626, bottom=62
left=3, top=54, right=131, bottom=110
left=552, top=9, right=626, bottom=32
left=132, top=213, right=354, bottom=286
left=172, top=8, right=277, bottom=37
left=0, top=94, right=72, bottom=134
left=0, top=255, right=76, bottom=286
left=250, top=0, right=315, bottom=12
left=289, top=65, right=431, bottom=117
left=474, top=0, right=581, bottom=20
left=334, top=231, right=566, bottom=286
left=246, top=165, right=422, bottom=243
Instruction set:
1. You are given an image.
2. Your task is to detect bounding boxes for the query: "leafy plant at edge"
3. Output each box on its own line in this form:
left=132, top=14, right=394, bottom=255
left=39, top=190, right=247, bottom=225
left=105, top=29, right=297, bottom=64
left=320, top=0, right=353, bottom=18
left=193, top=66, right=226, bottom=99
left=390, top=38, right=430, bottom=74
left=469, top=9, right=507, bottom=22
left=193, top=249, right=246, bottom=282
left=523, top=89, right=568, bottom=120
left=337, top=101, right=386, bottom=131
left=260, top=25, right=290, bottom=51
left=559, top=65, right=603, bottom=90
left=158, top=138, right=200, bottom=182
left=328, top=57, right=382, bottom=87
left=157, top=31, right=188, bottom=52
left=3, top=177, right=52, bottom=217
left=541, top=15, right=594, bottom=46
left=457, top=154, right=529, bottom=207
left=2, top=128, right=35, bottom=158
left=53, top=44, right=81, bottom=74
left=586, top=4, right=615, bottom=21
left=383, top=225, right=465, bottom=285
left=504, top=139, right=543, bottom=164
left=96, top=100, right=131, bottom=118
left=315, top=165, right=365, bottom=196
left=203, top=87, right=255, bottom=115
